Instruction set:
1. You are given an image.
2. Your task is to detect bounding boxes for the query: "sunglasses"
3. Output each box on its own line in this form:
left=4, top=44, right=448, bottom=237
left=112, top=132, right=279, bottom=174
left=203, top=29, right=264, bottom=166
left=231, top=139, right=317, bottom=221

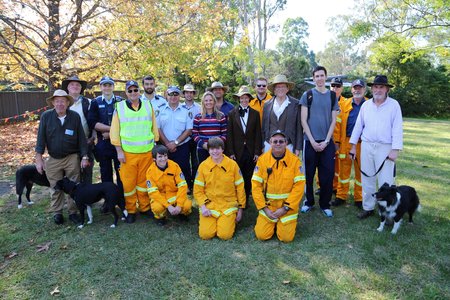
left=127, top=89, right=139, bottom=93
left=168, top=92, right=180, bottom=96
left=256, top=84, right=267, bottom=87
left=330, top=84, right=342, bottom=88
left=271, top=139, right=286, bottom=144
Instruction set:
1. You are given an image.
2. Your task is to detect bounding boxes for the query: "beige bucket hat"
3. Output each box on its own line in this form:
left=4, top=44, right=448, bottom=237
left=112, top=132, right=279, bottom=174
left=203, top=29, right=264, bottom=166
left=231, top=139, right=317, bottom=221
left=46, top=89, right=74, bottom=107
left=267, top=74, right=295, bottom=93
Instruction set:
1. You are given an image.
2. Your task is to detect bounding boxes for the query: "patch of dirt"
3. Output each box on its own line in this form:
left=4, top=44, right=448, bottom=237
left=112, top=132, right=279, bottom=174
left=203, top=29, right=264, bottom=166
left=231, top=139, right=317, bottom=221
left=0, top=120, right=40, bottom=178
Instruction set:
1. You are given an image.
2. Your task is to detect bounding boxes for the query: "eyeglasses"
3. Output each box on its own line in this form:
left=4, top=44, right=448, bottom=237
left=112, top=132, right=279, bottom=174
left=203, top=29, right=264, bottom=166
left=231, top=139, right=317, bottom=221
left=256, top=84, right=267, bottom=87
left=330, top=84, right=342, bottom=88
left=127, top=89, right=139, bottom=93
left=271, top=139, right=286, bottom=144
left=168, top=92, right=180, bottom=96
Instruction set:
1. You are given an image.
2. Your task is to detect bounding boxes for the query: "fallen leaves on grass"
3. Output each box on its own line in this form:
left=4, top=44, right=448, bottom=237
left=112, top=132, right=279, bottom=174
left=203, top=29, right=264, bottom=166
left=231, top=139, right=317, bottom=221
left=50, top=286, right=60, bottom=296
left=60, top=244, right=69, bottom=250
left=0, top=120, right=40, bottom=174
left=4, top=252, right=18, bottom=259
left=36, top=241, right=52, bottom=252
left=282, top=280, right=290, bottom=285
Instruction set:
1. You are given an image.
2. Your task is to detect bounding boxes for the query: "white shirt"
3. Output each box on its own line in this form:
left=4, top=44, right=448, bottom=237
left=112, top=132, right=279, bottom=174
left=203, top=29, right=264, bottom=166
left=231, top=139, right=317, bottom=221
left=272, top=97, right=290, bottom=120
left=70, top=97, right=90, bottom=137
left=350, top=96, right=403, bottom=150
left=239, top=106, right=249, bottom=132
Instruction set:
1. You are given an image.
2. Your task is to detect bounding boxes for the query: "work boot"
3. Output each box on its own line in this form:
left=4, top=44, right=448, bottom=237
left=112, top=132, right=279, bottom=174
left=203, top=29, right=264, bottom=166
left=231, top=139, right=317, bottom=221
left=330, top=198, right=346, bottom=207
left=69, top=213, right=82, bottom=225
left=141, top=210, right=154, bottom=219
left=357, top=210, right=374, bottom=219
left=53, top=214, right=64, bottom=225
left=126, top=213, right=136, bottom=224
left=155, top=218, right=167, bottom=226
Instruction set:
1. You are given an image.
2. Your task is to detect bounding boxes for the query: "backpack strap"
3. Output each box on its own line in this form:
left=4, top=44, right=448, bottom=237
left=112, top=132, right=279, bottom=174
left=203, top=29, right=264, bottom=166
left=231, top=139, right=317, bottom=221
left=306, top=90, right=313, bottom=121
left=330, top=91, right=336, bottom=110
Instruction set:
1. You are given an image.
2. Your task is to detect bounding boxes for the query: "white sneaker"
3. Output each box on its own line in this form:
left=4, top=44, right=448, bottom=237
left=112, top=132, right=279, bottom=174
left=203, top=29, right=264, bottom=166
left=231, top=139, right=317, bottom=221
left=322, top=209, right=333, bottom=218
left=300, top=204, right=312, bottom=213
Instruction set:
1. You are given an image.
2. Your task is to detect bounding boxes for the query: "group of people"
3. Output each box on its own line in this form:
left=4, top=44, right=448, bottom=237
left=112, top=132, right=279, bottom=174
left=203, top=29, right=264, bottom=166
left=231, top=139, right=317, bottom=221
left=34, top=66, right=403, bottom=242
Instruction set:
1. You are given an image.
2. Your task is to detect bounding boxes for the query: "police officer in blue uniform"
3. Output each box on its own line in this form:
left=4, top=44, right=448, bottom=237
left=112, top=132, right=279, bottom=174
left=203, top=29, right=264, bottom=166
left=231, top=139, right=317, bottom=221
left=87, top=76, right=124, bottom=197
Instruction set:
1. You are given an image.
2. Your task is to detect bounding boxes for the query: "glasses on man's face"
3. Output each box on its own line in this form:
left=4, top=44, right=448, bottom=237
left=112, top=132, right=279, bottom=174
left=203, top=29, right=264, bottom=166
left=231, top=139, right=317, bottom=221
left=168, top=92, right=180, bottom=96
left=127, top=89, right=139, bottom=93
left=271, top=139, right=285, bottom=145
left=331, top=84, right=342, bottom=88
left=256, top=84, right=267, bottom=87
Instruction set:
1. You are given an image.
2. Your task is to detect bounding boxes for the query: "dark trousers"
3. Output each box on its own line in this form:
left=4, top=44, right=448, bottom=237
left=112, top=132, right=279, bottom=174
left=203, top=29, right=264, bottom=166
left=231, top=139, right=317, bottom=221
left=304, top=140, right=335, bottom=209
left=169, top=142, right=192, bottom=191
left=237, top=147, right=255, bottom=204
left=188, top=139, right=199, bottom=190
left=81, top=144, right=95, bottom=184
left=96, top=142, right=124, bottom=197
left=197, top=148, right=209, bottom=166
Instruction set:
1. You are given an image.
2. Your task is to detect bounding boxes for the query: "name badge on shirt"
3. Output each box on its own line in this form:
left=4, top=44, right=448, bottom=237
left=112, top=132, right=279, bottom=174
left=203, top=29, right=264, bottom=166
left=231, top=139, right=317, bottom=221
left=99, top=105, right=105, bottom=108
left=65, top=129, right=74, bottom=136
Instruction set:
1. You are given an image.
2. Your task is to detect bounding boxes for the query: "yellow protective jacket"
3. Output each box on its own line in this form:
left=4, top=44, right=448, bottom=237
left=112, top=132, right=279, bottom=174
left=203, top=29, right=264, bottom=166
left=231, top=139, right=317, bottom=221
left=334, top=97, right=367, bottom=157
left=146, top=160, right=188, bottom=208
left=252, top=149, right=305, bottom=212
left=194, top=155, right=246, bottom=213
left=250, top=93, right=272, bottom=122
left=332, top=95, right=347, bottom=142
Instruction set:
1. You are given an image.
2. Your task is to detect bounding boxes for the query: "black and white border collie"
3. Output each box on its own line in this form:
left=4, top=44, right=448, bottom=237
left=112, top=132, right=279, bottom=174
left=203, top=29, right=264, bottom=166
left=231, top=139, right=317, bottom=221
left=373, top=183, right=421, bottom=234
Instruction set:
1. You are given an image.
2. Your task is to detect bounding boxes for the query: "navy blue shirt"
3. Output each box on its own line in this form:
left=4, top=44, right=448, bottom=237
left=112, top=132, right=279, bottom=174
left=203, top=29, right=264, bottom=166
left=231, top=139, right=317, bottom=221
left=219, top=101, right=235, bottom=116
left=346, top=98, right=365, bottom=137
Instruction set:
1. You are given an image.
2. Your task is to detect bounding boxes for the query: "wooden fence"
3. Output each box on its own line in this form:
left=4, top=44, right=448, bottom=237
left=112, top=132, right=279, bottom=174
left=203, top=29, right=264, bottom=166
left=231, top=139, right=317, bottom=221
left=0, top=91, right=126, bottom=123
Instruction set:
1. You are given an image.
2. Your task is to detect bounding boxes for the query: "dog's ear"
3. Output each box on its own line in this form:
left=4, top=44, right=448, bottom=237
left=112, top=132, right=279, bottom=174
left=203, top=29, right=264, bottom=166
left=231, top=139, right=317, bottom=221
left=382, top=182, right=390, bottom=188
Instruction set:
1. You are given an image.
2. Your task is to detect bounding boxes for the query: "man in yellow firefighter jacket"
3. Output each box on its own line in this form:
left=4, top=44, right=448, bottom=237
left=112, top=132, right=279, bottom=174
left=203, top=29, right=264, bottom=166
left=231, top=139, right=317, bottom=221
left=331, top=79, right=367, bottom=209
left=146, top=145, right=192, bottom=226
left=110, top=80, right=159, bottom=223
left=252, top=130, right=305, bottom=242
left=194, top=137, right=246, bottom=240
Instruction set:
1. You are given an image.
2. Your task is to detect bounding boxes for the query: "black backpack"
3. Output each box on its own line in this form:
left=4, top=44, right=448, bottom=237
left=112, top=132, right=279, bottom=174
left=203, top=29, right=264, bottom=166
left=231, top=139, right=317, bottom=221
left=306, top=90, right=336, bottom=121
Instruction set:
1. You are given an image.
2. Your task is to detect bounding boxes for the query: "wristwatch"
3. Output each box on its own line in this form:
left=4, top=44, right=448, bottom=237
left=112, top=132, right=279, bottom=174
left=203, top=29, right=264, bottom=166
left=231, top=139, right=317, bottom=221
left=174, top=139, right=179, bottom=146
left=283, top=206, right=290, bottom=211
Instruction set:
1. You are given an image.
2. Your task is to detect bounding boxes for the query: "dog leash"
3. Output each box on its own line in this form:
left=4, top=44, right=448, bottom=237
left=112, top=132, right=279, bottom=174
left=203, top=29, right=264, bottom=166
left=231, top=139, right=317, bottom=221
left=352, top=155, right=391, bottom=178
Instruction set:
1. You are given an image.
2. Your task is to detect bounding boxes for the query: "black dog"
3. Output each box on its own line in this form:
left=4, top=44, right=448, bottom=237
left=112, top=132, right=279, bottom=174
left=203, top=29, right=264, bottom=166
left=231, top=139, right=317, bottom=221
left=55, top=177, right=127, bottom=228
left=16, top=165, right=50, bottom=209
left=373, top=183, right=421, bottom=234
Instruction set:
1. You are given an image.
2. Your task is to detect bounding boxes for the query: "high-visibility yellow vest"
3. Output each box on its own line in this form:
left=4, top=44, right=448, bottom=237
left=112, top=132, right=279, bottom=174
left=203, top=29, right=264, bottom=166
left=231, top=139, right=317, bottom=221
left=117, top=100, right=154, bottom=153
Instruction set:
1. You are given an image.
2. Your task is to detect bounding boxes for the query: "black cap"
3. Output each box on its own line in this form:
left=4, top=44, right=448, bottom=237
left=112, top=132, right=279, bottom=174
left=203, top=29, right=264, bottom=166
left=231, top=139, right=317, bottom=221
left=270, top=130, right=287, bottom=138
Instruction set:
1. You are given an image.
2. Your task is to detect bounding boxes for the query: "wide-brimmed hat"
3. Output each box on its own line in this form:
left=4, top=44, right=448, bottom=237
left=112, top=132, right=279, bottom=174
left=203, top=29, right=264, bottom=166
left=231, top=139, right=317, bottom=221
left=367, top=75, right=394, bottom=88
left=62, top=75, right=87, bottom=94
left=182, top=84, right=197, bottom=94
left=267, top=75, right=295, bottom=93
left=46, top=89, right=74, bottom=107
left=233, top=86, right=254, bottom=100
left=206, top=81, right=229, bottom=93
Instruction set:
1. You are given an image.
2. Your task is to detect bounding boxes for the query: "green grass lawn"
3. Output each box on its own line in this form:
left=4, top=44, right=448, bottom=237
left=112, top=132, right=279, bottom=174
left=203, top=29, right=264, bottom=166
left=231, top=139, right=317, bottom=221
left=1, top=118, right=449, bottom=299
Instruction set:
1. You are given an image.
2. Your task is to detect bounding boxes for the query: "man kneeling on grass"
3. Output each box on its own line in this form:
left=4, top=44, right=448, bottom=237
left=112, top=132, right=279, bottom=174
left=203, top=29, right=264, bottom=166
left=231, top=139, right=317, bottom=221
left=194, top=137, right=245, bottom=240
left=252, top=130, right=305, bottom=242
left=146, top=145, right=192, bottom=226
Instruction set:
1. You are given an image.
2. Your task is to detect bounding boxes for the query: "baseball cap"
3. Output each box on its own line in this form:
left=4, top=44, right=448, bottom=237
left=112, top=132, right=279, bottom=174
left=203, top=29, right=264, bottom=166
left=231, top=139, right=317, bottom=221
left=351, top=79, right=365, bottom=87
left=125, top=80, right=139, bottom=90
left=100, top=76, right=115, bottom=85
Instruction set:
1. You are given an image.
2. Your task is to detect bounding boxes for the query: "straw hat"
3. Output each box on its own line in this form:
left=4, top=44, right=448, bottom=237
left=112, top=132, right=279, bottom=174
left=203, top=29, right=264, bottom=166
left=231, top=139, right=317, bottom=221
left=46, top=89, right=74, bottom=107
left=206, top=81, right=229, bottom=93
left=233, top=86, right=254, bottom=100
left=267, top=74, right=295, bottom=93
left=182, top=84, right=198, bottom=94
